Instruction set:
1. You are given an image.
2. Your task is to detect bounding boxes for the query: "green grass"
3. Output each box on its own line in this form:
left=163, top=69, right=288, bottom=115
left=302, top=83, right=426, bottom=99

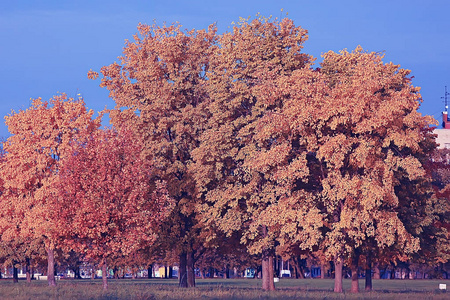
left=0, top=278, right=448, bottom=299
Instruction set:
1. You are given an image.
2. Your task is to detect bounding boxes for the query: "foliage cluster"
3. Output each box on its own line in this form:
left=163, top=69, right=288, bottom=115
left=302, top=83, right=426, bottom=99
left=0, top=16, right=448, bottom=294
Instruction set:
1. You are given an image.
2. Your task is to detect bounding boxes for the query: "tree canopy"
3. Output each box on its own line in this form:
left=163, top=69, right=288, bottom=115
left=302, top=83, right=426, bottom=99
left=0, top=16, right=447, bottom=294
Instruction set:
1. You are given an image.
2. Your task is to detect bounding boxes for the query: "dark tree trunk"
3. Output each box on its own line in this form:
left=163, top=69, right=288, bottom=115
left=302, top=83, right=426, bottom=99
left=179, top=252, right=188, bottom=287
left=390, top=267, right=395, bottom=279
left=13, top=265, right=18, bottom=283
left=47, top=248, right=56, bottom=286
left=187, top=251, right=195, bottom=287
left=274, top=256, right=280, bottom=278
left=365, top=253, right=373, bottom=291
left=148, top=265, right=153, bottom=279
left=350, top=251, right=360, bottom=293
left=102, top=259, right=108, bottom=290
left=73, top=266, right=81, bottom=279
left=224, top=264, right=230, bottom=279
left=334, top=257, right=343, bottom=293
left=26, top=258, right=32, bottom=283
left=169, top=266, right=173, bottom=279
left=292, top=256, right=305, bottom=279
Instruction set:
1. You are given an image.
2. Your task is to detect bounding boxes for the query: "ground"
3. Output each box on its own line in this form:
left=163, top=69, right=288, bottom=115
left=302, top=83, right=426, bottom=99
left=0, top=278, right=448, bottom=299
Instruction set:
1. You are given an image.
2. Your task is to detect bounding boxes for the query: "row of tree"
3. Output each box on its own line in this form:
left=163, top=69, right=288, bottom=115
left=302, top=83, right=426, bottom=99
left=0, top=16, right=448, bottom=293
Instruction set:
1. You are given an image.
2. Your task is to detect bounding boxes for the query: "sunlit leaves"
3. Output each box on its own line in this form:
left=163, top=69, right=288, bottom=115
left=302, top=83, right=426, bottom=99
left=57, top=127, right=173, bottom=262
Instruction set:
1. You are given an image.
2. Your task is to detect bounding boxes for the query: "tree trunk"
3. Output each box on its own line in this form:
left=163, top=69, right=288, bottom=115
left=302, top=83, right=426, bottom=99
left=187, top=250, right=195, bottom=287
left=274, top=256, right=280, bottom=278
left=102, top=259, right=108, bottom=290
left=390, top=267, right=395, bottom=279
left=13, top=265, right=18, bottom=283
left=224, top=264, right=230, bottom=279
left=292, top=257, right=301, bottom=279
left=365, top=253, right=373, bottom=291
left=148, top=265, right=152, bottom=279
left=334, top=257, right=343, bottom=293
left=179, top=252, right=188, bottom=287
left=262, top=250, right=275, bottom=291
left=350, top=252, right=359, bottom=293
left=26, top=258, right=32, bottom=283
left=200, top=269, right=205, bottom=279
left=47, top=248, right=56, bottom=286
left=373, top=264, right=380, bottom=279
left=321, top=262, right=326, bottom=279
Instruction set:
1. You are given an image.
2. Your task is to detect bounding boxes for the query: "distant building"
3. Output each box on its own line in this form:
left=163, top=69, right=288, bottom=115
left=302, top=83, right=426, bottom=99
left=435, top=111, right=450, bottom=149
left=435, top=87, right=450, bottom=149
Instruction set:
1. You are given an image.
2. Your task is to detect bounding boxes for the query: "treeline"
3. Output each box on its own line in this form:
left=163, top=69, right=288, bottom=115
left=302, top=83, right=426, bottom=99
left=0, top=16, right=448, bottom=293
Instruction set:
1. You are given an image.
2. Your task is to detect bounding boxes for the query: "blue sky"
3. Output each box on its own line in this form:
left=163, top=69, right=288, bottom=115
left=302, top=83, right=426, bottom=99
left=1, top=0, right=449, bottom=137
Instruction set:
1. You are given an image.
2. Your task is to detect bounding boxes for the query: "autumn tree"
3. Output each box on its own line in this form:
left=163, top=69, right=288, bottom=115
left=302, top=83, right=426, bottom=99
left=418, top=147, right=450, bottom=277
left=192, top=16, right=316, bottom=291
left=311, top=47, right=438, bottom=292
left=89, top=21, right=218, bottom=288
left=57, top=127, right=173, bottom=290
left=0, top=95, right=100, bottom=286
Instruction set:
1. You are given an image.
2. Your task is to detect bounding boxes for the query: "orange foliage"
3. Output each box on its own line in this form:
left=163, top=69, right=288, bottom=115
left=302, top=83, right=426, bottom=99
left=57, top=127, right=173, bottom=288
left=0, top=94, right=101, bottom=285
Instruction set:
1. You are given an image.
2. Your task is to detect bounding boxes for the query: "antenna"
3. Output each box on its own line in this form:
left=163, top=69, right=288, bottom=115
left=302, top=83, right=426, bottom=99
left=442, top=86, right=449, bottom=112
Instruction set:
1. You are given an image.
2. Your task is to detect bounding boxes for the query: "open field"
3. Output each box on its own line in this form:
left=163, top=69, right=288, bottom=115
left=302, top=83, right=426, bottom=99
left=0, top=278, right=448, bottom=300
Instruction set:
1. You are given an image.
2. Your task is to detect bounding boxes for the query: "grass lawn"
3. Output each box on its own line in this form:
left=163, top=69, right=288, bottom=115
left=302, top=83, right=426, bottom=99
left=0, top=277, right=448, bottom=299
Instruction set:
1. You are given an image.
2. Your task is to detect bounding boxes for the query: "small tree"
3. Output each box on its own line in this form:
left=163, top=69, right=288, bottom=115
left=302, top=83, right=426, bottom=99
left=0, top=95, right=100, bottom=286
left=58, top=127, right=173, bottom=290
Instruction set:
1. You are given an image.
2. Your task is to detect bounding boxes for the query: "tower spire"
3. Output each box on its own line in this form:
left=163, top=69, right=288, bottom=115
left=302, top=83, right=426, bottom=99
left=442, top=86, right=449, bottom=112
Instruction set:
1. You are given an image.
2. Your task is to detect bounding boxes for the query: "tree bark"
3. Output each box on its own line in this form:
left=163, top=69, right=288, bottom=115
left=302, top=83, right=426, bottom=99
left=390, top=267, right=395, bottom=279
left=148, top=265, right=153, bottom=279
left=321, top=262, right=326, bottom=279
left=187, top=250, right=195, bottom=287
left=365, top=253, right=373, bottom=291
left=26, top=258, right=32, bottom=283
left=350, top=252, right=359, bottom=293
left=334, top=257, right=343, bottom=293
left=179, top=252, right=188, bottom=287
left=373, top=264, right=380, bottom=279
left=274, top=256, right=280, bottom=278
left=47, top=248, right=56, bottom=286
left=13, top=265, right=18, bottom=283
left=262, top=250, right=275, bottom=290
left=102, top=259, right=108, bottom=290
left=292, top=257, right=299, bottom=278
left=224, top=264, right=230, bottom=279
